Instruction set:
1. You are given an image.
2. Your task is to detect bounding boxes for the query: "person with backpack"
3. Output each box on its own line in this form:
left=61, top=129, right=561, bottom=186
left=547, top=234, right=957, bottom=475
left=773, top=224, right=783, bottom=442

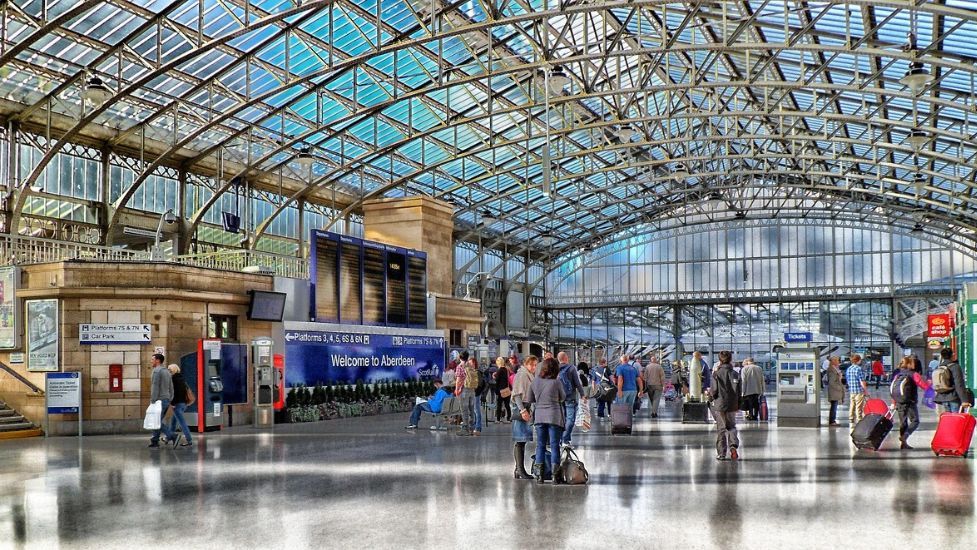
left=592, top=358, right=612, bottom=419
left=467, top=358, right=485, bottom=436
left=890, top=356, right=931, bottom=449
left=485, top=357, right=500, bottom=420
left=557, top=351, right=585, bottom=448
left=707, top=350, right=741, bottom=461
left=453, top=352, right=476, bottom=436
left=824, top=356, right=846, bottom=427
left=933, top=348, right=973, bottom=415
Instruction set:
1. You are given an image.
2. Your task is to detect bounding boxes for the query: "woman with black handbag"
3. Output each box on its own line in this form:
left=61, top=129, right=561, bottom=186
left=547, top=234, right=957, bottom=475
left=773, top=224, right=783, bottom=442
left=495, top=357, right=512, bottom=423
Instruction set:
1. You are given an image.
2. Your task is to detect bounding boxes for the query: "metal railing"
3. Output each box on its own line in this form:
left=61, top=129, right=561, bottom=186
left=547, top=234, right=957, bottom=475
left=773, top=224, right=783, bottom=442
left=0, top=234, right=150, bottom=265
left=0, top=361, right=43, bottom=394
left=174, top=249, right=309, bottom=279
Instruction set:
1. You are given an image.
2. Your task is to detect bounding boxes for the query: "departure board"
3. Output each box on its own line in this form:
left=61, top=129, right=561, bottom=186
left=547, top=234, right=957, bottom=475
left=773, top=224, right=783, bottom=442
left=362, top=243, right=385, bottom=325
left=386, top=250, right=407, bottom=325
left=339, top=240, right=362, bottom=324
left=313, top=236, right=339, bottom=323
left=408, top=254, right=427, bottom=326
left=310, top=230, right=427, bottom=328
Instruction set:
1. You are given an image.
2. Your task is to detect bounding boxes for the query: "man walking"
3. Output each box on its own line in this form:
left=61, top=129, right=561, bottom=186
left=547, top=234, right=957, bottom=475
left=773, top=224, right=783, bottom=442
left=933, top=348, right=973, bottom=415
left=148, top=353, right=175, bottom=448
left=846, top=354, right=869, bottom=428
left=708, top=351, right=740, bottom=460
left=593, top=358, right=612, bottom=419
left=642, top=356, right=666, bottom=418
left=557, top=351, right=585, bottom=448
left=615, top=354, right=643, bottom=407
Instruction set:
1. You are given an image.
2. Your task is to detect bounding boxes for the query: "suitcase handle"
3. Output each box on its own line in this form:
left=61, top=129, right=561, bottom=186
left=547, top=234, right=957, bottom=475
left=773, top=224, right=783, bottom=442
left=962, top=404, right=972, bottom=415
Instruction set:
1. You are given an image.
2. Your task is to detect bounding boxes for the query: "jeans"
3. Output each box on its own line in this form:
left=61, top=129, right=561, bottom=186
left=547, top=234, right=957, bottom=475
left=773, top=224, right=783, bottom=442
left=409, top=402, right=433, bottom=426
left=849, top=393, right=866, bottom=425
left=597, top=399, right=609, bottom=418
left=828, top=400, right=839, bottom=424
left=561, top=401, right=577, bottom=445
left=458, top=390, right=474, bottom=430
left=472, top=393, right=483, bottom=432
left=150, top=399, right=174, bottom=444
left=937, top=401, right=961, bottom=415
left=169, top=402, right=192, bottom=443
left=619, top=390, right=637, bottom=407
left=534, top=423, right=561, bottom=471
left=896, top=402, right=920, bottom=442
left=648, top=386, right=663, bottom=415
left=710, top=407, right=739, bottom=457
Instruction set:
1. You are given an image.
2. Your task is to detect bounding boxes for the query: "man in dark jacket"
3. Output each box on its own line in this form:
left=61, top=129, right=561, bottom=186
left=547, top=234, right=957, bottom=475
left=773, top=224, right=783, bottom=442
left=707, top=350, right=740, bottom=461
left=557, top=351, right=585, bottom=448
left=933, top=348, right=973, bottom=414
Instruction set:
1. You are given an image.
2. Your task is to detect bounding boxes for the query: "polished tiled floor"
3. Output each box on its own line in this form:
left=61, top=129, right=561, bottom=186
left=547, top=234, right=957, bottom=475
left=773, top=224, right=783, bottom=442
left=0, top=393, right=973, bottom=549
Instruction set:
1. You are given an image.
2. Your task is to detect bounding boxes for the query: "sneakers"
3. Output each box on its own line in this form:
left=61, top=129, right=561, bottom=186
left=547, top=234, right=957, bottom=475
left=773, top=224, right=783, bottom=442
left=730, top=448, right=739, bottom=461
left=900, top=442, right=914, bottom=450
left=179, top=440, right=192, bottom=447
left=405, top=425, right=418, bottom=430
left=148, top=442, right=160, bottom=448
left=716, top=455, right=728, bottom=461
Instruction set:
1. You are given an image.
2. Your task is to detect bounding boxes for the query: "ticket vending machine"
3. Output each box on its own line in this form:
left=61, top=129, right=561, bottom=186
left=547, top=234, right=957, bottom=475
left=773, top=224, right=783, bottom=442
left=776, top=332, right=821, bottom=428
left=180, top=338, right=225, bottom=432
left=252, top=337, right=274, bottom=428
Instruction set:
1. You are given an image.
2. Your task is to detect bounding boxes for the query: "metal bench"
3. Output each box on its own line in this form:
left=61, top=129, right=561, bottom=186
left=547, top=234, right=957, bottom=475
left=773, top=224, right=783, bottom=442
left=423, top=395, right=463, bottom=430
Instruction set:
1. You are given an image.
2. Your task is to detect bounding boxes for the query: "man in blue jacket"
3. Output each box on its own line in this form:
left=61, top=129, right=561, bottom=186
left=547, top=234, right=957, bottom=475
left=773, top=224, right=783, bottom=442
left=557, top=351, right=585, bottom=448
left=405, top=380, right=450, bottom=429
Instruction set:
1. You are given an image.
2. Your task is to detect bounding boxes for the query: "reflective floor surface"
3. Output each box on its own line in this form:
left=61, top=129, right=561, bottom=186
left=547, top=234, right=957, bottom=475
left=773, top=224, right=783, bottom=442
left=1, top=394, right=973, bottom=549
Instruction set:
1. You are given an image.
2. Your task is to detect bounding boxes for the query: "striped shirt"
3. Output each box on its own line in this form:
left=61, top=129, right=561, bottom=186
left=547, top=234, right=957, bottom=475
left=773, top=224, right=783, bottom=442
left=846, top=364, right=866, bottom=394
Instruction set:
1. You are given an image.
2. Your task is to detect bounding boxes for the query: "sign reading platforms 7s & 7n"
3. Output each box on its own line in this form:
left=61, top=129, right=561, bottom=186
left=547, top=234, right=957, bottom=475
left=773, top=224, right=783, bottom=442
left=79, top=324, right=152, bottom=345
left=284, top=324, right=445, bottom=386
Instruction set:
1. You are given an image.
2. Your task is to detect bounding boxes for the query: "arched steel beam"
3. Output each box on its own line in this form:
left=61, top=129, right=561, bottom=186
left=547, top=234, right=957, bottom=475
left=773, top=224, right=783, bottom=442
left=0, top=1, right=102, bottom=68
left=10, top=1, right=332, bottom=231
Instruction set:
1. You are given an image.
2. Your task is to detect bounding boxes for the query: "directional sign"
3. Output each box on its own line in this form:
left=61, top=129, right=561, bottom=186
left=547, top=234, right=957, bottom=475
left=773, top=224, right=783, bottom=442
left=46, top=372, right=81, bottom=414
left=79, top=324, right=152, bottom=345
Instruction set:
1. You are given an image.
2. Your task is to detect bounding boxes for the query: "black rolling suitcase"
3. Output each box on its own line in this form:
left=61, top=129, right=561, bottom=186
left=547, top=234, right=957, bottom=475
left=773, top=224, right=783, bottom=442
left=851, top=408, right=894, bottom=451
left=611, top=403, right=633, bottom=435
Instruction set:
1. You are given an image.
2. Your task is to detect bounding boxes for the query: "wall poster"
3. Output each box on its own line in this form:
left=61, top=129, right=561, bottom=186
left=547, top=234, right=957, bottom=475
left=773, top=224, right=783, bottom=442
left=26, top=299, right=59, bottom=372
left=0, top=266, right=19, bottom=349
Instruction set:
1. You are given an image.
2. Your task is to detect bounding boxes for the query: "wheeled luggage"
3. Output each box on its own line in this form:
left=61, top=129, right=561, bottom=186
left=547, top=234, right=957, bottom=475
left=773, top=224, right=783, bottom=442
left=931, top=406, right=976, bottom=457
left=682, top=401, right=710, bottom=424
left=864, top=398, right=889, bottom=416
left=758, top=395, right=769, bottom=422
left=851, top=408, right=894, bottom=451
left=611, top=403, right=633, bottom=434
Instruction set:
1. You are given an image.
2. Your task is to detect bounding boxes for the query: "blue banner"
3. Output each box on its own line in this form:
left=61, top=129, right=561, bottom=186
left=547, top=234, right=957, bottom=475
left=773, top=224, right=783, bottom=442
left=784, top=332, right=813, bottom=343
left=284, top=329, right=444, bottom=386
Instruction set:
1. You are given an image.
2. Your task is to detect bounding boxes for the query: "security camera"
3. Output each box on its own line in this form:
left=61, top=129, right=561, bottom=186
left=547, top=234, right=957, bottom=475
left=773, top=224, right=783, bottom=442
left=162, top=210, right=177, bottom=225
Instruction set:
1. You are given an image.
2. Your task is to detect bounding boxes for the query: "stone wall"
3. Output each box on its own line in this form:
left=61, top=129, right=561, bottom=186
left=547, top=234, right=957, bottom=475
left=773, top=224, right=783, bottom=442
left=0, top=261, right=273, bottom=436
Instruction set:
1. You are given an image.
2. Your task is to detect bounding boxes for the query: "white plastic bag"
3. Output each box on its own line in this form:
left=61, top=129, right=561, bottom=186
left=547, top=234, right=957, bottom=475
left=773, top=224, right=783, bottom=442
left=575, top=398, right=592, bottom=432
left=143, top=400, right=162, bottom=430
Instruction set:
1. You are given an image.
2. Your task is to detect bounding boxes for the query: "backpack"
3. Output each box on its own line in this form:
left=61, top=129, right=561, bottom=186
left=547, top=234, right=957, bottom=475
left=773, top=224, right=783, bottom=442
left=890, top=372, right=913, bottom=404
left=464, top=365, right=480, bottom=389
left=932, top=364, right=954, bottom=394
left=558, top=364, right=576, bottom=399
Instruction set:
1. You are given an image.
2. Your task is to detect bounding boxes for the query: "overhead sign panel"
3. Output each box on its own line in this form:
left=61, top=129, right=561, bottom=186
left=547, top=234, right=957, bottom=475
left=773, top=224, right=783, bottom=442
left=79, top=324, right=152, bottom=345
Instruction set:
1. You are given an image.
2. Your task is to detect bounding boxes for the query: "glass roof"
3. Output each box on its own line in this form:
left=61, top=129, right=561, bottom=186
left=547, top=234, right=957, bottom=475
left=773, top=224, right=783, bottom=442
left=3, top=0, right=977, bottom=260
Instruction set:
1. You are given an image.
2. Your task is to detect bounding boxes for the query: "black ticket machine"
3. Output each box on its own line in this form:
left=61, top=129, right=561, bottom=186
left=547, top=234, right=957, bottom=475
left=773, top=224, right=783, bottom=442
left=180, top=338, right=225, bottom=432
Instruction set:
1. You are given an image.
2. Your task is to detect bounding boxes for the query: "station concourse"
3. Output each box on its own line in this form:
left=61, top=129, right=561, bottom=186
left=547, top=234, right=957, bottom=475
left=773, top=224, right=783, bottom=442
left=0, top=1, right=976, bottom=548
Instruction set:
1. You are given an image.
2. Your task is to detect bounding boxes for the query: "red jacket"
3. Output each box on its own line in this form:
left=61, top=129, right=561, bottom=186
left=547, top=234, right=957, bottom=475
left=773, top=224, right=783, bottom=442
left=872, top=361, right=884, bottom=376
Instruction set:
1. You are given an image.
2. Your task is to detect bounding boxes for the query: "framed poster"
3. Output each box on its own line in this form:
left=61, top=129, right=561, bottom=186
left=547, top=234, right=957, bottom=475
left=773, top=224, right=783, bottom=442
left=26, top=299, right=59, bottom=372
left=0, top=266, right=18, bottom=349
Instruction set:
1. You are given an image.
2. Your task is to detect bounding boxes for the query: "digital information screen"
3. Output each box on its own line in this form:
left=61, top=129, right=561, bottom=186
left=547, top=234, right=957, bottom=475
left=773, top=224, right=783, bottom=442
left=362, top=243, right=385, bottom=324
left=408, top=255, right=427, bottom=327
left=313, top=237, right=339, bottom=323
left=385, top=251, right=407, bottom=326
left=339, top=241, right=362, bottom=324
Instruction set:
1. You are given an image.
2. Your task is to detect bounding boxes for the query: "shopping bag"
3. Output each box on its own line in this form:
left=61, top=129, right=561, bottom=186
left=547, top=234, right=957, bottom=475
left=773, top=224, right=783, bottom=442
left=575, top=398, right=592, bottom=432
left=143, top=400, right=162, bottom=430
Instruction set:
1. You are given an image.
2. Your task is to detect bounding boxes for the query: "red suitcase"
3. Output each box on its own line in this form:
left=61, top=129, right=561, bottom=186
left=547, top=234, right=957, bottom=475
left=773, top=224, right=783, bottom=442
left=931, top=406, right=976, bottom=457
left=864, top=398, right=889, bottom=416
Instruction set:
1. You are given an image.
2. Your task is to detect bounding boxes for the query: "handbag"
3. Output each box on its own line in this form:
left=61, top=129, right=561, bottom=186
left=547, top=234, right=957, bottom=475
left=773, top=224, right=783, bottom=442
left=186, top=387, right=196, bottom=407
left=558, top=447, right=589, bottom=485
left=574, top=398, right=592, bottom=432
left=143, top=400, right=162, bottom=430
left=499, top=388, right=512, bottom=398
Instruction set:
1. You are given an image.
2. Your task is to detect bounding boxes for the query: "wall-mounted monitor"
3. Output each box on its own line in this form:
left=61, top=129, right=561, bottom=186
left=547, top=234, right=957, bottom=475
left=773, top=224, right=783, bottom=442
left=247, top=290, right=287, bottom=322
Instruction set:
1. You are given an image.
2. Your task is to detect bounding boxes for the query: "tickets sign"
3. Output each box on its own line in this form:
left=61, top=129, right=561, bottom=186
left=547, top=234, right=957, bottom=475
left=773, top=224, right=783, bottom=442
left=927, top=314, right=951, bottom=338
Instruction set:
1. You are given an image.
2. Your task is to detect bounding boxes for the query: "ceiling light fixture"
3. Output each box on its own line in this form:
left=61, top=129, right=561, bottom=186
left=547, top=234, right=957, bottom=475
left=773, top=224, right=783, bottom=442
left=900, top=61, right=933, bottom=94
left=480, top=210, right=498, bottom=224
left=616, top=126, right=636, bottom=142
left=906, top=129, right=928, bottom=151
left=547, top=66, right=570, bottom=95
left=83, top=75, right=111, bottom=109
left=672, top=164, right=690, bottom=181
left=296, top=146, right=315, bottom=169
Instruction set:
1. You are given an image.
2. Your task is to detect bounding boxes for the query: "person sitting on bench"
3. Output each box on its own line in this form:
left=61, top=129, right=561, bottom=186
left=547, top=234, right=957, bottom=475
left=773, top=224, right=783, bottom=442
left=405, top=380, right=450, bottom=429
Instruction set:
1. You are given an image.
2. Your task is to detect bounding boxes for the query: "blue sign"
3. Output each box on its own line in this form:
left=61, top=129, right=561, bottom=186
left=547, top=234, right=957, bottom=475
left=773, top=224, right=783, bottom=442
left=784, top=332, right=813, bottom=343
left=284, top=328, right=444, bottom=386
left=46, top=372, right=81, bottom=414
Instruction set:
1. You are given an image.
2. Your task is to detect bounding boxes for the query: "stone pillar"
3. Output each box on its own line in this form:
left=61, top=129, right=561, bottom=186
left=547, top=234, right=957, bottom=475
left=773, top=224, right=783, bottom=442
left=362, top=196, right=455, bottom=295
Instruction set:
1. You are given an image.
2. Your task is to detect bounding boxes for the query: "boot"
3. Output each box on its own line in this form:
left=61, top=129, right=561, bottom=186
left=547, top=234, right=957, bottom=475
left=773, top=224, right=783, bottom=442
left=512, top=443, right=533, bottom=480
left=531, top=463, right=544, bottom=483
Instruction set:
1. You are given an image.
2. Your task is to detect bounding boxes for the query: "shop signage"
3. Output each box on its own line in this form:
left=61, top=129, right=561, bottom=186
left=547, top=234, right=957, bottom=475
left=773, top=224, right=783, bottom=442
left=927, top=314, right=951, bottom=338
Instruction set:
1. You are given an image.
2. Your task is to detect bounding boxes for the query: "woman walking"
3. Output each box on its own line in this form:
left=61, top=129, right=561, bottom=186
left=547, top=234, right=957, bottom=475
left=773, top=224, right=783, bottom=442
left=525, top=357, right=566, bottom=483
left=167, top=364, right=194, bottom=447
left=826, top=356, right=845, bottom=427
left=495, top=357, right=512, bottom=423
left=510, top=355, right=538, bottom=479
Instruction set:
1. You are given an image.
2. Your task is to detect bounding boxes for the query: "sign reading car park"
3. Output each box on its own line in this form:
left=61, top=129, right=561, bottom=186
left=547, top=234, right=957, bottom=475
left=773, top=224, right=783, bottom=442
left=79, top=324, right=152, bottom=345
